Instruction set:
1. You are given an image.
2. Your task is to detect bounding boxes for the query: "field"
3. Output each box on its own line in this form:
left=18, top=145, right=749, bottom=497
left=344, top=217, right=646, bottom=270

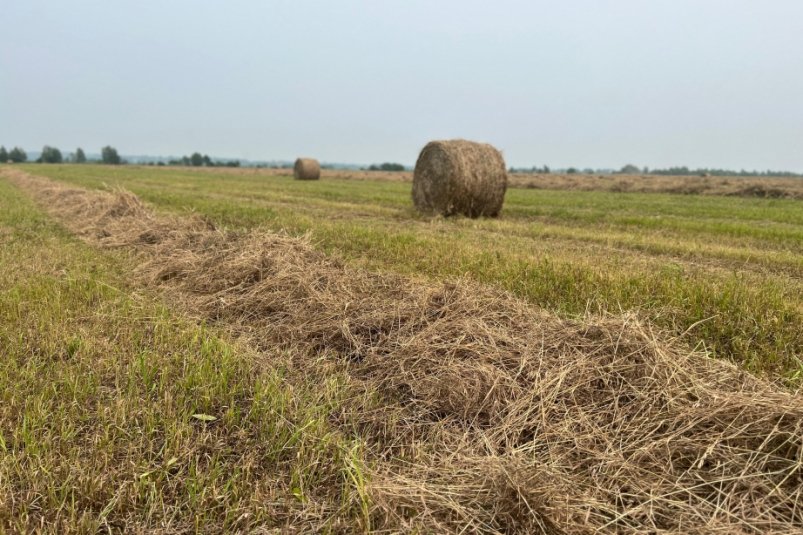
left=14, top=164, right=803, bottom=377
left=2, top=164, right=802, bottom=533
left=245, top=167, right=803, bottom=199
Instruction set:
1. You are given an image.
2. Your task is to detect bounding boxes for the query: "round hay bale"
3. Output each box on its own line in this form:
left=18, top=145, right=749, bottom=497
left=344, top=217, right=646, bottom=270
left=412, top=139, right=507, bottom=217
left=293, top=158, right=320, bottom=180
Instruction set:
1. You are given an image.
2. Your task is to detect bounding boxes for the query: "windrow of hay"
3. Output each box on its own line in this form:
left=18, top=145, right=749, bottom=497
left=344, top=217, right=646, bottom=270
left=6, top=167, right=803, bottom=534
left=514, top=173, right=803, bottom=199
left=413, top=139, right=508, bottom=217
left=294, top=157, right=321, bottom=180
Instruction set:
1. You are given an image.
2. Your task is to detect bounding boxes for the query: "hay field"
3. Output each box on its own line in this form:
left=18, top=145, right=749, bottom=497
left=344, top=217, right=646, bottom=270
left=215, top=166, right=803, bottom=199
left=17, top=164, right=803, bottom=378
left=2, top=164, right=803, bottom=532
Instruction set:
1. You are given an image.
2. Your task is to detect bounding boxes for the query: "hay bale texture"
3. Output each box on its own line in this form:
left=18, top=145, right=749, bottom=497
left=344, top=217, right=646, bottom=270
left=293, top=158, right=320, bottom=180
left=412, top=139, right=507, bottom=217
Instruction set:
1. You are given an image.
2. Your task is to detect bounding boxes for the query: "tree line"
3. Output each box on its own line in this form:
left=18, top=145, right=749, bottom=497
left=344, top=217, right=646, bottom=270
left=0, top=145, right=239, bottom=167
left=0, top=146, right=29, bottom=163
left=164, top=152, right=240, bottom=167
left=367, top=162, right=405, bottom=171
left=0, top=145, right=120, bottom=164
left=3, top=145, right=800, bottom=176
left=509, top=163, right=803, bottom=177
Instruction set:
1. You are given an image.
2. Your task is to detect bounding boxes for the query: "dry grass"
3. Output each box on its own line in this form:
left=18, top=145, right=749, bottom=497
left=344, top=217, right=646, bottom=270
left=514, top=173, right=803, bottom=199
left=6, top=167, right=803, bottom=533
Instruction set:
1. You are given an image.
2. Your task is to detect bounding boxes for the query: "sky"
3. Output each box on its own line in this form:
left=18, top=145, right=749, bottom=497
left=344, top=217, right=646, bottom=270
left=2, top=0, right=802, bottom=170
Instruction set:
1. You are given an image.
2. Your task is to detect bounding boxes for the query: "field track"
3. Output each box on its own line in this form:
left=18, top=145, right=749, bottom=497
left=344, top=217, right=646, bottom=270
left=2, top=167, right=802, bottom=533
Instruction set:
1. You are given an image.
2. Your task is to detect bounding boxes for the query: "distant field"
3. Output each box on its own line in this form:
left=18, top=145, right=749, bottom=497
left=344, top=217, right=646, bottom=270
left=16, top=164, right=803, bottom=378
left=511, top=172, right=803, bottom=198
left=238, top=167, right=803, bottom=199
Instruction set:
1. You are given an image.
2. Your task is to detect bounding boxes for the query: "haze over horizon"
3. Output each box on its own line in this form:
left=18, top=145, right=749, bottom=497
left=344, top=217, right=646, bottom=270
left=2, top=0, right=802, bottom=171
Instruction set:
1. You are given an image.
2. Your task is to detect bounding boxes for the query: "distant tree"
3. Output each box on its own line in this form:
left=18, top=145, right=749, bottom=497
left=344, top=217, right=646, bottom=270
left=619, top=164, right=640, bottom=174
left=75, top=148, right=87, bottom=163
left=0, top=146, right=7, bottom=162
left=566, top=167, right=578, bottom=174
left=181, top=155, right=191, bottom=166
left=380, top=162, right=405, bottom=171
left=189, top=152, right=204, bottom=166
left=645, top=165, right=801, bottom=177
left=369, top=162, right=405, bottom=171
left=8, top=147, right=27, bottom=163
left=39, top=145, right=63, bottom=164
left=202, top=154, right=212, bottom=167
left=543, top=165, right=550, bottom=174
left=101, top=146, right=122, bottom=165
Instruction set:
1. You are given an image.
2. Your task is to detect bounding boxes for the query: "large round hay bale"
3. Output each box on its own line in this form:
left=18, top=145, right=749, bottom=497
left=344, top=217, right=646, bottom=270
left=294, top=158, right=320, bottom=180
left=412, top=139, right=507, bottom=217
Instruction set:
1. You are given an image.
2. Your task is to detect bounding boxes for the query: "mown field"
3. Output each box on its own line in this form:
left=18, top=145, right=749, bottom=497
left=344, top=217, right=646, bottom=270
left=3, top=165, right=803, bottom=533
left=18, top=164, right=803, bottom=379
left=0, top=175, right=377, bottom=532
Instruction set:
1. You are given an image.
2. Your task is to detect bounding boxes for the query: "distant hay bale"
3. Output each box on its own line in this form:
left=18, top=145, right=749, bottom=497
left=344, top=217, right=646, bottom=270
left=412, top=139, right=507, bottom=217
left=294, top=158, right=320, bottom=180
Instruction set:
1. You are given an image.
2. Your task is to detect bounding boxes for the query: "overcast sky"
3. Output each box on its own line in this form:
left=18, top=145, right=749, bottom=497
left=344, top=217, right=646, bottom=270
left=2, top=0, right=802, bottom=169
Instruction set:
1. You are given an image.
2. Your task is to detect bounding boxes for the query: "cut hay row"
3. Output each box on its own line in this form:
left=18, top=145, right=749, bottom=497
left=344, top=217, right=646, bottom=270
left=5, top=167, right=803, bottom=534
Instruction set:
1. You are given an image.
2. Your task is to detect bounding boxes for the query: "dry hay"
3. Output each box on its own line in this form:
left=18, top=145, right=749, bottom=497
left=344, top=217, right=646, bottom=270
left=413, top=139, right=508, bottom=217
left=293, top=157, right=321, bottom=180
left=514, top=173, right=803, bottom=199
left=6, top=167, right=803, bottom=534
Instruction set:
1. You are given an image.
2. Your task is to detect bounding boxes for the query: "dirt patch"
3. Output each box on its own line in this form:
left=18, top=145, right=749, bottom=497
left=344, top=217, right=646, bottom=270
left=6, top=167, right=803, bottom=534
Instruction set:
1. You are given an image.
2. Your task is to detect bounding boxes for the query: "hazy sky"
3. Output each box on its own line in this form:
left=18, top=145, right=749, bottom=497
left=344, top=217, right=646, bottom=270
left=2, top=0, right=802, bottom=169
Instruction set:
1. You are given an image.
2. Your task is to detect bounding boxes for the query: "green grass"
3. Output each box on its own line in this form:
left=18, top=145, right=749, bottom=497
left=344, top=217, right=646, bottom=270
left=18, top=164, right=803, bottom=378
left=0, top=178, right=370, bottom=532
